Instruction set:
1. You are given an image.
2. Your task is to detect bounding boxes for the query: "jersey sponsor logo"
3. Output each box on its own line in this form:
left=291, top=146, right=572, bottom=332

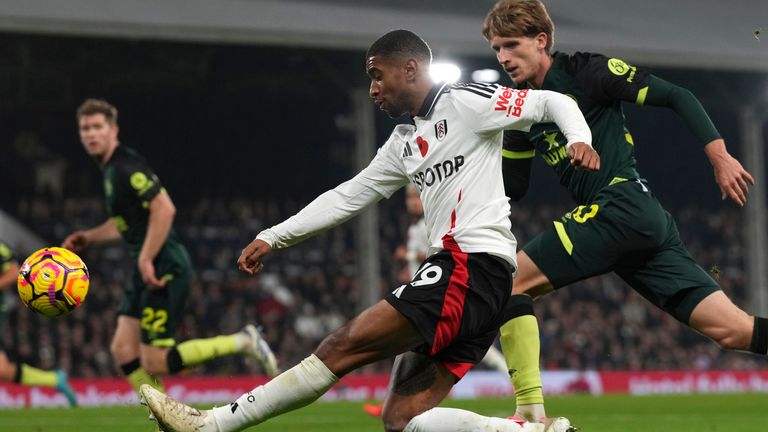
left=416, top=136, right=429, bottom=157
left=494, top=88, right=529, bottom=118
left=434, top=119, right=448, bottom=141
left=412, top=155, right=465, bottom=191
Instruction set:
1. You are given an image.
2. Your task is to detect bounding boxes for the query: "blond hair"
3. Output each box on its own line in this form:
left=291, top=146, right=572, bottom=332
left=76, top=99, right=118, bottom=124
left=482, top=0, right=555, bottom=52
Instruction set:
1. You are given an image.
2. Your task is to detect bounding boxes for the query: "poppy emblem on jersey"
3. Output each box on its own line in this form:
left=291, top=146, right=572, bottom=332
left=434, top=119, right=448, bottom=141
left=416, top=136, right=429, bottom=157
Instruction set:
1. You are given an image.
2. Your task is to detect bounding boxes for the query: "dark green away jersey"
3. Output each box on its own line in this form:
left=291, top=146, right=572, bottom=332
left=102, top=146, right=180, bottom=255
left=504, top=52, right=651, bottom=204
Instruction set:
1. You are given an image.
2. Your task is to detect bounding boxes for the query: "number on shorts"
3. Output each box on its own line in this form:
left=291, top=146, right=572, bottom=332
left=569, top=204, right=599, bottom=223
left=140, top=307, right=168, bottom=333
left=411, top=264, right=443, bottom=287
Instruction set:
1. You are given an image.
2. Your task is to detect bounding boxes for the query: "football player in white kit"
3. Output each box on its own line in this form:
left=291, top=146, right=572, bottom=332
left=139, top=29, right=597, bottom=432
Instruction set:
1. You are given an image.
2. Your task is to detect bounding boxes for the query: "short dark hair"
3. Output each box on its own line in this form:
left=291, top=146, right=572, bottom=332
left=366, top=29, right=432, bottom=63
left=77, top=98, right=118, bottom=124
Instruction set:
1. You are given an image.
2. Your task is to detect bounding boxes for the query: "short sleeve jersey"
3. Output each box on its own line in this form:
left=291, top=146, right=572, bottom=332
left=353, top=82, right=590, bottom=267
left=102, top=146, right=180, bottom=255
left=504, top=52, right=652, bottom=204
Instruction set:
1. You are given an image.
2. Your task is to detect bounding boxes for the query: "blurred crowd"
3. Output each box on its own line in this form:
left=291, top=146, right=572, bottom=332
left=1, top=194, right=765, bottom=379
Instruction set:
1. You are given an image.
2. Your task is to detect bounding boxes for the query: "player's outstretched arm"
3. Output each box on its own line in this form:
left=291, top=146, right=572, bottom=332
left=640, top=76, right=754, bottom=205
left=704, top=139, right=755, bottom=207
left=62, top=218, right=121, bottom=252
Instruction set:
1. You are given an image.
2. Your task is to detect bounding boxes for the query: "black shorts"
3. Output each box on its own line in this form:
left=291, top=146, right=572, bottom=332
left=385, top=250, right=513, bottom=379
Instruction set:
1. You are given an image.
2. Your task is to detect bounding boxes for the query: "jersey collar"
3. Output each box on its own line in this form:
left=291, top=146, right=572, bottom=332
left=413, top=82, right=450, bottom=119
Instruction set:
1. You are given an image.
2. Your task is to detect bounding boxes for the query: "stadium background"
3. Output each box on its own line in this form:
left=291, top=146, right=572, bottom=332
left=1, top=0, right=767, bottom=415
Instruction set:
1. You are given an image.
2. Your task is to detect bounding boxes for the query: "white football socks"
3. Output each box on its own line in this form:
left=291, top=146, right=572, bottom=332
left=403, top=407, right=544, bottom=432
left=209, top=354, right=338, bottom=432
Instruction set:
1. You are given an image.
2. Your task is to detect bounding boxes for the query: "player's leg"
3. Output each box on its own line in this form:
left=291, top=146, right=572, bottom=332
left=615, top=227, right=762, bottom=355
left=141, top=299, right=424, bottom=432
left=113, top=314, right=163, bottom=394
left=0, top=351, right=78, bottom=406
left=502, top=184, right=645, bottom=421
left=502, top=252, right=552, bottom=422
left=142, top=247, right=279, bottom=377
left=384, top=352, right=547, bottom=432
left=688, top=291, right=757, bottom=351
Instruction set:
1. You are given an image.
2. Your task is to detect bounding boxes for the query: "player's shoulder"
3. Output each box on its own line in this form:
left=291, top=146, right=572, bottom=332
left=445, top=82, right=501, bottom=101
left=441, top=81, right=505, bottom=115
left=564, top=51, right=640, bottom=78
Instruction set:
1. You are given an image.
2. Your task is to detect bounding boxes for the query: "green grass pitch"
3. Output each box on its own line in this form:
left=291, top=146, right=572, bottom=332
left=1, top=393, right=766, bottom=431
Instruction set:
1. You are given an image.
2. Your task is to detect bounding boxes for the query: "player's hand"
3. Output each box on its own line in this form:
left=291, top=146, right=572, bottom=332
left=138, top=257, right=167, bottom=289
left=238, top=239, right=272, bottom=275
left=711, top=153, right=754, bottom=207
left=567, top=142, right=600, bottom=171
left=62, top=231, right=88, bottom=252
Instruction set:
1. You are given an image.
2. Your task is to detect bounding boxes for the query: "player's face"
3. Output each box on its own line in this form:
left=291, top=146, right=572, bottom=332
left=489, top=33, right=548, bottom=86
left=79, top=113, right=118, bottom=161
left=366, top=55, right=411, bottom=118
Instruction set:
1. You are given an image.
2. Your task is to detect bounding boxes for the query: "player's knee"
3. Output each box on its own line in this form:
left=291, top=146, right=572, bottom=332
left=140, top=352, right=168, bottom=376
left=110, top=340, right=136, bottom=364
left=713, top=327, right=752, bottom=351
left=381, top=412, right=411, bottom=432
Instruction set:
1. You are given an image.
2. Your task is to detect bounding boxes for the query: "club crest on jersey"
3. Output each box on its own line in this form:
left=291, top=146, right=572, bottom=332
left=434, top=119, right=448, bottom=141
left=416, top=136, right=429, bottom=157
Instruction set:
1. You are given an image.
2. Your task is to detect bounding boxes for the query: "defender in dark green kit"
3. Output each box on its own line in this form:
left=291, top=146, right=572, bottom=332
left=482, top=0, right=761, bottom=425
left=0, top=241, right=77, bottom=405
left=63, top=99, right=278, bottom=397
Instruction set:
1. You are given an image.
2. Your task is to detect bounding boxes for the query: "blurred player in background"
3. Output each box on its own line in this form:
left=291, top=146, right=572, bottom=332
left=62, top=99, right=279, bottom=397
left=483, top=0, right=760, bottom=424
left=0, top=240, right=77, bottom=406
left=364, top=185, right=508, bottom=417
left=139, top=29, right=597, bottom=432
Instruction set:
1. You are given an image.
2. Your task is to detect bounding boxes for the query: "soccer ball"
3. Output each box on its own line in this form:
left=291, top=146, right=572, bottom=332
left=17, top=247, right=90, bottom=317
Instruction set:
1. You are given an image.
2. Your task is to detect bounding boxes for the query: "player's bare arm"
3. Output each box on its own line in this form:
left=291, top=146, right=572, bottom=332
left=704, top=139, right=755, bottom=207
left=62, top=218, right=122, bottom=252
left=567, top=142, right=600, bottom=171
left=238, top=239, right=271, bottom=275
left=138, top=191, right=176, bottom=288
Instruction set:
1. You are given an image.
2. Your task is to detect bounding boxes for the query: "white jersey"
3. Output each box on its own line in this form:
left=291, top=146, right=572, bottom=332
left=257, top=82, right=591, bottom=267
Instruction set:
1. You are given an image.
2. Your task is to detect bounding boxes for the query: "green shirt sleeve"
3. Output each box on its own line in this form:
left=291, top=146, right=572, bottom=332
left=641, top=75, right=722, bottom=144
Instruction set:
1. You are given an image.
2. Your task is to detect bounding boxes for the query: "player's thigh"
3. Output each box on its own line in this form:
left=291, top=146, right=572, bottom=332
left=139, top=268, right=190, bottom=349
left=688, top=291, right=753, bottom=350
left=511, top=250, right=554, bottom=299
left=615, top=240, right=720, bottom=323
left=111, top=315, right=141, bottom=363
left=381, top=352, right=456, bottom=432
left=523, top=181, right=667, bottom=290
left=315, top=300, right=424, bottom=377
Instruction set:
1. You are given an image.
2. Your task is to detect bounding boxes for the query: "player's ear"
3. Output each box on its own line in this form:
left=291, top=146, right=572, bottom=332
left=404, top=58, right=419, bottom=81
left=535, top=32, right=548, bottom=51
